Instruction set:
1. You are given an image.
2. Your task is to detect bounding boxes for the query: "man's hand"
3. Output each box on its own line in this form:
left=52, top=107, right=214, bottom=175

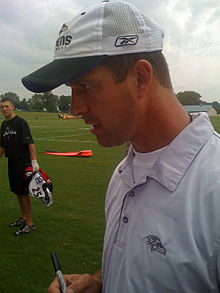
left=48, top=272, right=102, bottom=293
left=31, top=159, right=39, bottom=171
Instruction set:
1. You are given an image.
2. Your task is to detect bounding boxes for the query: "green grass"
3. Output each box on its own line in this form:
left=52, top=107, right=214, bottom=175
left=210, top=116, right=220, bottom=133
left=0, top=112, right=124, bottom=293
left=0, top=112, right=220, bottom=292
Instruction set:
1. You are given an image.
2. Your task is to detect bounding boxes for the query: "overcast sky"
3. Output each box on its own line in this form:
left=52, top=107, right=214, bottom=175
left=0, top=0, right=220, bottom=103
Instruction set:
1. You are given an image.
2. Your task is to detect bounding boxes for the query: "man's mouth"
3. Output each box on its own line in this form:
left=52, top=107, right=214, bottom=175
left=91, top=123, right=100, bottom=133
left=84, top=120, right=100, bottom=133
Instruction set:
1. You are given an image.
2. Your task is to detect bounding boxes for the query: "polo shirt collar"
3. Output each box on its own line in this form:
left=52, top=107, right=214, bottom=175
left=119, top=113, right=214, bottom=191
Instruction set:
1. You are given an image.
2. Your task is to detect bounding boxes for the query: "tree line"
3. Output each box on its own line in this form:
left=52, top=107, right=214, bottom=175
left=176, top=91, right=220, bottom=113
left=0, top=91, right=71, bottom=113
left=1, top=90, right=220, bottom=114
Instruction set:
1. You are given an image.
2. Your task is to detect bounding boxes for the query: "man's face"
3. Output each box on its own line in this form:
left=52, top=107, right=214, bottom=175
left=67, top=65, right=139, bottom=147
left=0, top=101, right=15, bottom=120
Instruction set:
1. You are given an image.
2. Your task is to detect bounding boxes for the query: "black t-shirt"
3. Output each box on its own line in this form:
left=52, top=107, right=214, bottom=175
left=0, top=115, right=34, bottom=159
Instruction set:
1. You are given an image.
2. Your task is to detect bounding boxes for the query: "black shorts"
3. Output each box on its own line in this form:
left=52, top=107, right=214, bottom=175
left=8, top=158, right=31, bottom=196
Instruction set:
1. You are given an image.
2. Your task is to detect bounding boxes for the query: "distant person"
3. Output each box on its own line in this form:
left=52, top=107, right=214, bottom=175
left=21, top=1, right=220, bottom=292
left=0, top=97, right=39, bottom=235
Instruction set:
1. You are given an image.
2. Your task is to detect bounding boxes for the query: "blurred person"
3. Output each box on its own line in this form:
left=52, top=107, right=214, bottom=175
left=22, top=1, right=220, bottom=292
left=0, top=97, right=39, bottom=235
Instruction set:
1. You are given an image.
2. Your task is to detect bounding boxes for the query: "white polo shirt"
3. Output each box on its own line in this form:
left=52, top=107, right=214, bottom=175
left=102, top=113, right=220, bottom=293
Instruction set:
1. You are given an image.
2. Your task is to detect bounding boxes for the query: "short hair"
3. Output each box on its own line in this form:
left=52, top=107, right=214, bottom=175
left=101, top=51, right=172, bottom=89
left=0, top=97, right=14, bottom=104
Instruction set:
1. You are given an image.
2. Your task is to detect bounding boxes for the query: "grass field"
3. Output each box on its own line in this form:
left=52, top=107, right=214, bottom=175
left=0, top=113, right=220, bottom=293
left=0, top=112, right=125, bottom=293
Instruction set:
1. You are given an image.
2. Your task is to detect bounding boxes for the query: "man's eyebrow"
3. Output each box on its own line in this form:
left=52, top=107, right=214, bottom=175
left=66, top=79, right=94, bottom=86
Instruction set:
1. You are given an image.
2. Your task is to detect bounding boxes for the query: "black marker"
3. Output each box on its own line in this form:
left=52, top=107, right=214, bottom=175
left=51, top=252, right=67, bottom=293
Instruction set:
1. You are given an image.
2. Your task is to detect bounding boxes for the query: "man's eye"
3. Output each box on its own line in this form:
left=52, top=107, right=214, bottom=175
left=79, top=84, right=90, bottom=89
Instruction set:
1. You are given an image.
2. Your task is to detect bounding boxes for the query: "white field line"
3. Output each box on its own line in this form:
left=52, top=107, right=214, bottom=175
left=36, top=133, right=90, bottom=139
left=35, top=138, right=95, bottom=143
left=33, top=127, right=95, bottom=143
left=30, top=126, right=47, bottom=128
left=34, top=133, right=95, bottom=143
left=33, top=128, right=90, bottom=134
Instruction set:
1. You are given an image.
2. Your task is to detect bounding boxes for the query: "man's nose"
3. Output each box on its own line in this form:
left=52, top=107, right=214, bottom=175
left=70, top=90, right=88, bottom=116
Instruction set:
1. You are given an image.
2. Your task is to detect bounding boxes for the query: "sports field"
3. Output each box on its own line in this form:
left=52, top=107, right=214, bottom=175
left=0, top=113, right=220, bottom=292
left=0, top=112, right=124, bottom=293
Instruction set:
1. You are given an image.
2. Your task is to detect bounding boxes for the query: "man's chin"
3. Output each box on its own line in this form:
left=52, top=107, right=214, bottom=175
left=96, top=137, right=114, bottom=148
left=96, top=137, right=124, bottom=148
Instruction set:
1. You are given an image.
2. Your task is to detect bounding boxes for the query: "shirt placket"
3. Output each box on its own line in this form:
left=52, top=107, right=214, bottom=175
left=115, top=188, right=135, bottom=250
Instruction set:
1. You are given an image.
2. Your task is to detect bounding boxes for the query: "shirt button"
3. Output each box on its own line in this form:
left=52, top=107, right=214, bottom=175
left=123, top=216, right=128, bottom=223
left=129, top=191, right=134, bottom=197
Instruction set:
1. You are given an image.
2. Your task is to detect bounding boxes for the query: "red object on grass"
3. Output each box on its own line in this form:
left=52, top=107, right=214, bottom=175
left=42, top=150, right=92, bottom=157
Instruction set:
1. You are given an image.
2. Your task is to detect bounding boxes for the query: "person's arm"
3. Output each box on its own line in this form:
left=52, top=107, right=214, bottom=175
left=28, top=143, right=39, bottom=171
left=0, top=146, right=5, bottom=158
left=48, top=269, right=102, bottom=293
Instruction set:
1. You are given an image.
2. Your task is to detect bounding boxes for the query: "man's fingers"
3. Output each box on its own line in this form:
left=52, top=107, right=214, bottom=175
left=48, top=275, right=70, bottom=293
left=48, top=273, right=100, bottom=293
left=66, top=289, right=75, bottom=293
left=48, top=276, right=61, bottom=293
left=67, top=274, right=99, bottom=293
left=65, top=274, right=84, bottom=283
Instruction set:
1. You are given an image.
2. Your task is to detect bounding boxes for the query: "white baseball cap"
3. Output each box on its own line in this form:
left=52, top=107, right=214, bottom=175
left=22, top=0, right=164, bottom=93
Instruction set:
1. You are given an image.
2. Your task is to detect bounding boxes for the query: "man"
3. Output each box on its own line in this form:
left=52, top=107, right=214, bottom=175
left=0, top=97, right=39, bottom=235
left=21, top=1, right=220, bottom=292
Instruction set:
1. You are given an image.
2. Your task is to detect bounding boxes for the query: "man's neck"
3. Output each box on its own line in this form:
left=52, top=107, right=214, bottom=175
left=6, top=112, right=16, bottom=121
left=131, top=90, right=190, bottom=153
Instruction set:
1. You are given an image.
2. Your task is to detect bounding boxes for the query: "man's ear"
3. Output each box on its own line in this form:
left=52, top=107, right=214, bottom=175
left=134, top=59, right=153, bottom=98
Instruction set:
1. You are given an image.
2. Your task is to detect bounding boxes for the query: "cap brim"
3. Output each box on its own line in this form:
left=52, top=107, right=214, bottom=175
left=21, top=55, right=108, bottom=93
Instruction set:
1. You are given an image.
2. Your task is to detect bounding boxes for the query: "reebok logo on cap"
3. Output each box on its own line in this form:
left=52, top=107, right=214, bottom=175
left=115, top=35, right=139, bottom=47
